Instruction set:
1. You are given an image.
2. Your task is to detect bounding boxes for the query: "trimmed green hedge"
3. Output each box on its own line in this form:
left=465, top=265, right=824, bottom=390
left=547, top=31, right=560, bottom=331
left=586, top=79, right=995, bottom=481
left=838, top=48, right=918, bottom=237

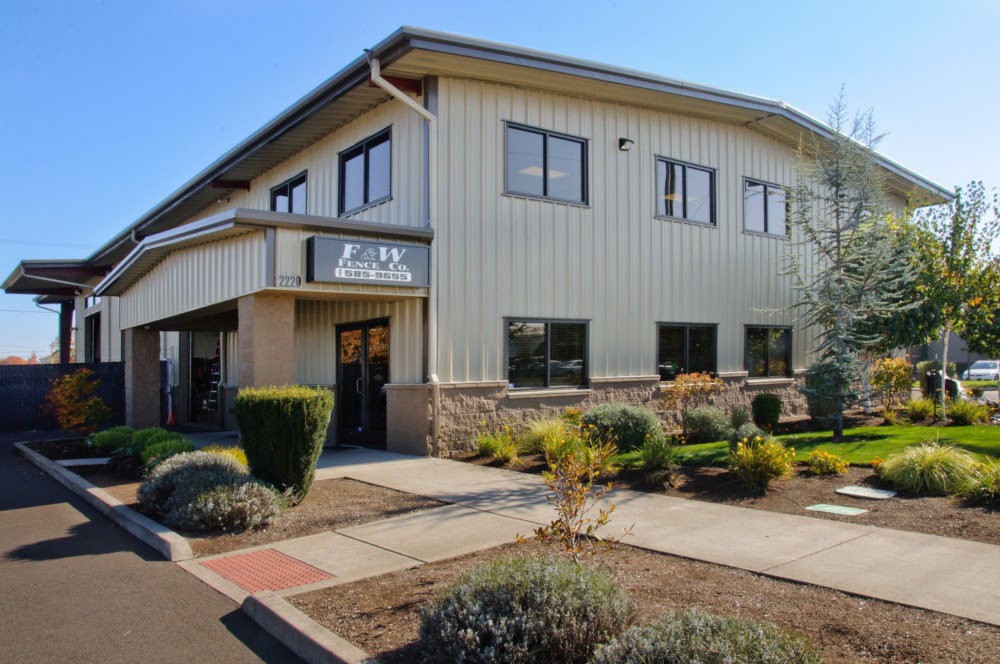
left=233, top=385, right=334, bottom=503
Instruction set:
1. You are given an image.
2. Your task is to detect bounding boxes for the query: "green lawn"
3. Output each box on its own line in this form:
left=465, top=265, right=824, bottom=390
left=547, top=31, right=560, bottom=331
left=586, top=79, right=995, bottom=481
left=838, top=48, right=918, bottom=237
left=644, top=425, right=1000, bottom=467
left=961, top=380, right=999, bottom=390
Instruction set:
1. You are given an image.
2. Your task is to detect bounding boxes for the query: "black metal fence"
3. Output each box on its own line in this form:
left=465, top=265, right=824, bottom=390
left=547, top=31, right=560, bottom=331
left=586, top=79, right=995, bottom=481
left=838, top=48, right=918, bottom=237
left=0, top=362, right=169, bottom=433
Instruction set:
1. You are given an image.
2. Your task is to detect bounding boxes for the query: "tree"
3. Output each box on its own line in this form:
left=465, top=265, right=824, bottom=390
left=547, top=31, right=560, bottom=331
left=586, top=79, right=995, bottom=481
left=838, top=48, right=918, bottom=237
left=785, top=92, right=916, bottom=437
left=911, top=181, right=999, bottom=418
left=962, top=257, right=1000, bottom=358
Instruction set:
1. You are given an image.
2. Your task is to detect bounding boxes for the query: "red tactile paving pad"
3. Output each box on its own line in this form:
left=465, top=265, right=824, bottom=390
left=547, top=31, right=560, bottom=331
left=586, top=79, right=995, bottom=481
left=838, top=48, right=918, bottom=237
left=200, top=549, right=333, bottom=593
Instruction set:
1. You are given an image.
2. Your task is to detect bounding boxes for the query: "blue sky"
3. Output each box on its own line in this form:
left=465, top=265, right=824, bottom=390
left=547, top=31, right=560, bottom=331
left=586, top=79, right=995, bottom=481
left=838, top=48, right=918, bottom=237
left=1, top=0, right=998, bottom=359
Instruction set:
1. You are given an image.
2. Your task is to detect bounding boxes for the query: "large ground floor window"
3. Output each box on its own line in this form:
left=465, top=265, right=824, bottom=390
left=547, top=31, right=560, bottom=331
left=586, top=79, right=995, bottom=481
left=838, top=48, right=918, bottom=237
left=658, top=323, right=716, bottom=381
left=507, top=319, right=587, bottom=389
left=745, top=326, right=792, bottom=377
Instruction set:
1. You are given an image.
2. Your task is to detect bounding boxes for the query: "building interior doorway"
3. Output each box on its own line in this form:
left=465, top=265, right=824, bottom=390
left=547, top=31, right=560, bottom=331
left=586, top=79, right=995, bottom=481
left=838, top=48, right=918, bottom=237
left=189, top=331, right=221, bottom=425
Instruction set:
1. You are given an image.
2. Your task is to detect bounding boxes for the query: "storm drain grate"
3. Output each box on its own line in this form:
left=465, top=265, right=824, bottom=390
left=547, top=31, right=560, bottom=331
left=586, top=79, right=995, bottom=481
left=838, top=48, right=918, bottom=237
left=200, top=549, right=333, bottom=593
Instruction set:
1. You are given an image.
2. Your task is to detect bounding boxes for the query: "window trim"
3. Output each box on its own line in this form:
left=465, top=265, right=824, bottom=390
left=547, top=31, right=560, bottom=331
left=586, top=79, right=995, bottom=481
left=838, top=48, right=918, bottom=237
left=505, top=317, right=590, bottom=390
left=270, top=171, right=308, bottom=214
left=656, top=322, right=718, bottom=381
left=503, top=122, right=589, bottom=205
left=654, top=157, right=716, bottom=227
left=338, top=127, right=392, bottom=215
left=744, top=325, right=793, bottom=378
left=742, top=177, right=789, bottom=238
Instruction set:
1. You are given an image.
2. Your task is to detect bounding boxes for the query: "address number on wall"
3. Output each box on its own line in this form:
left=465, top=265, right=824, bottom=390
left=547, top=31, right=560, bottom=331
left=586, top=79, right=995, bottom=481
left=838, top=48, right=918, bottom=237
left=278, top=274, right=302, bottom=287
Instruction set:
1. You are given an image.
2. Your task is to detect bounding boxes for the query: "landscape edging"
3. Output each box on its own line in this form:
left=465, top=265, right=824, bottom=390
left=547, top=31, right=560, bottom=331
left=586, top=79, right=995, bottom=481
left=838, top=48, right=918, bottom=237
left=14, top=441, right=193, bottom=562
left=242, top=591, right=372, bottom=664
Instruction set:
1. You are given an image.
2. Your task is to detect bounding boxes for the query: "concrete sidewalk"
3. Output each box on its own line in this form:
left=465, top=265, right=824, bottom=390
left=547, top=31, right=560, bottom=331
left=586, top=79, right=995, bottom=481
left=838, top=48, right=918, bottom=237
left=298, top=448, right=1000, bottom=628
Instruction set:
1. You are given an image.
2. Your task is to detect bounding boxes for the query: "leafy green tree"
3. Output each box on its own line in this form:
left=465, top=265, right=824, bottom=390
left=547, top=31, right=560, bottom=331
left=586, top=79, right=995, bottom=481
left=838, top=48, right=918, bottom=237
left=786, top=92, right=916, bottom=437
left=911, top=181, right=999, bottom=418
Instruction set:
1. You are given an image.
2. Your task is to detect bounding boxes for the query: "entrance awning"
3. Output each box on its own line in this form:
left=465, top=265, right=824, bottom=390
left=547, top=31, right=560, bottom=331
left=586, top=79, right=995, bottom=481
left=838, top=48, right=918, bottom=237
left=1, top=260, right=107, bottom=297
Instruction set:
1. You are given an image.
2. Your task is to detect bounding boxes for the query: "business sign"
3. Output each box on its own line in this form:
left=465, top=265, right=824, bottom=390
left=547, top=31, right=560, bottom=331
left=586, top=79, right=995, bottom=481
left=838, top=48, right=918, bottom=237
left=306, top=237, right=430, bottom=287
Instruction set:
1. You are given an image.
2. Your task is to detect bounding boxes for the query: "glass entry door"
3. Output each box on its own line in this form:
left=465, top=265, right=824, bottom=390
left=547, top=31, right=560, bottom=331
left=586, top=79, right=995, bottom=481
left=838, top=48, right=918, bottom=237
left=336, top=319, right=389, bottom=447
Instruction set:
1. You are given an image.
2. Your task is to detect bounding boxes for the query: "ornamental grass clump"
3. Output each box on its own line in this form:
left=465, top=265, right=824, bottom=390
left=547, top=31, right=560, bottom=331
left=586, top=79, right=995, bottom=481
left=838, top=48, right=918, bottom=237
left=476, top=424, right=521, bottom=467
left=906, top=397, right=935, bottom=422
left=233, top=385, right=333, bottom=504
left=418, top=556, right=634, bottom=664
left=806, top=449, right=850, bottom=475
left=201, top=444, right=249, bottom=467
left=955, top=459, right=1000, bottom=508
left=592, top=608, right=821, bottom=664
left=140, top=437, right=194, bottom=467
left=876, top=441, right=978, bottom=495
left=729, top=437, right=794, bottom=492
left=946, top=400, right=990, bottom=426
left=90, top=429, right=132, bottom=451
left=519, top=416, right=570, bottom=454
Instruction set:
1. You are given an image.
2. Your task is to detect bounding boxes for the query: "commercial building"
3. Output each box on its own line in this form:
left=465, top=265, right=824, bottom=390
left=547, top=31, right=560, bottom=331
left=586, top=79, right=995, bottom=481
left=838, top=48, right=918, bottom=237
left=3, top=27, right=949, bottom=454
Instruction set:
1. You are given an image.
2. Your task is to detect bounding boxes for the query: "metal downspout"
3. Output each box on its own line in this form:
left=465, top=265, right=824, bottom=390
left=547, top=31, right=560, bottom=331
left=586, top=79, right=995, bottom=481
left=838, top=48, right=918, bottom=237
left=367, top=56, right=442, bottom=453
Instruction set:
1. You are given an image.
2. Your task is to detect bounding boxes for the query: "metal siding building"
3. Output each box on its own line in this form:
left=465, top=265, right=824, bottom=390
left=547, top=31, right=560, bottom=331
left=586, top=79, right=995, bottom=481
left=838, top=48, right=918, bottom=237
left=2, top=27, right=948, bottom=454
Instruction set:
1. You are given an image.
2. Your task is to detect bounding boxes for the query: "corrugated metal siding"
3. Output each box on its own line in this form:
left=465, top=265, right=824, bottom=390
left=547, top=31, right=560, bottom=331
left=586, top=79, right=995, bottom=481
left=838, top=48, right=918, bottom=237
left=223, top=330, right=239, bottom=385
left=186, top=98, right=425, bottom=227
left=119, top=232, right=266, bottom=329
left=436, top=77, right=815, bottom=383
left=295, top=299, right=424, bottom=385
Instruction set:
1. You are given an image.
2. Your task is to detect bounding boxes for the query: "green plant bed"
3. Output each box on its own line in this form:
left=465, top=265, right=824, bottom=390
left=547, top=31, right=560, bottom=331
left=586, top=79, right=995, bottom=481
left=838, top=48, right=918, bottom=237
left=670, top=425, right=1000, bottom=467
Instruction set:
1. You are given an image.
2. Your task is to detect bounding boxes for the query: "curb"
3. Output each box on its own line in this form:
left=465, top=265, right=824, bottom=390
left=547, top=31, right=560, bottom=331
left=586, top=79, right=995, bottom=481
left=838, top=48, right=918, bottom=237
left=242, top=591, right=372, bottom=664
left=14, top=442, right=194, bottom=562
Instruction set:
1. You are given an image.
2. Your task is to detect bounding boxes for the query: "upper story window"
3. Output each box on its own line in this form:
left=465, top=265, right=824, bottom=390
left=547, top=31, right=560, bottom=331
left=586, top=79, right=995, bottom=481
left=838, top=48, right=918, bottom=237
left=505, top=123, right=587, bottom=204
left=656, top=158, right=715, bottom=225
left=507, top=319, right=588, bottom=389
left=271, top=172, right=307, bottom=214
left=745, top=326, right=792, bottom=378
left=658, top=324, right=717, bottom=381
left=743, top=179, right=787, bottom=236
left=339, top=128, right=391, bottom=214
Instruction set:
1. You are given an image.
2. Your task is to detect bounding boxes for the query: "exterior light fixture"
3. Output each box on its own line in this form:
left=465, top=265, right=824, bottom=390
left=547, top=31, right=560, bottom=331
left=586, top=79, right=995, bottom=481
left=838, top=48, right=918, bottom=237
left=619, top=138, right=635, bottom=151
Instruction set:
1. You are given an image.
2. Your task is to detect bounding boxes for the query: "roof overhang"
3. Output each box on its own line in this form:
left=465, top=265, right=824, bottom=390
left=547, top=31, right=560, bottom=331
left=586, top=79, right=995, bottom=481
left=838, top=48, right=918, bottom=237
left=95, top=207, right=435, bottom=297
left=56, top=27, right=954, bottom=272
left=2, top=260, right=106, bottom=297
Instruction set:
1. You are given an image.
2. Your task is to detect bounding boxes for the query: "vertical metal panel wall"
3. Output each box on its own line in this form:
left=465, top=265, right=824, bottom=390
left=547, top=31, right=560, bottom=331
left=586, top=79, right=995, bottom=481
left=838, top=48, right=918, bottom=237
left=186, top=99, right=425, bottom=227
left=294, top=299, right=424, bottom=385
left=435, top=77, right=822, bottom=383
left=118, top=232, right=267, bottom=329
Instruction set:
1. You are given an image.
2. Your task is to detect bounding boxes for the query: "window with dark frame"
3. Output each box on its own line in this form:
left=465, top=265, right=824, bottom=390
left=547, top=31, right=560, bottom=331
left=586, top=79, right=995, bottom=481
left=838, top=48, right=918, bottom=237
left=743, top=179, right=788, bottom=236
left=658, top=324, right=717, bottom=381
left=339, top=128, right=391, bottom=214
left=745, top=326, right=792, bottom=378
left=505, top=124, right=587, bottom=204
left=270, top=173, right=307, bottom=215
left=507, top=319, right=587, bottom=389
left=656, top=158, right=715, bottom=225
left=85, top=313, right=101, bottom=363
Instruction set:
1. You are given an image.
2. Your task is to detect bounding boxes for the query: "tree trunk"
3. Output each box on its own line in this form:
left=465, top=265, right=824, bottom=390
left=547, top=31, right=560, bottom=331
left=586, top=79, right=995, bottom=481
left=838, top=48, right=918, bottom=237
left=941, top=325, right=951, bottom=420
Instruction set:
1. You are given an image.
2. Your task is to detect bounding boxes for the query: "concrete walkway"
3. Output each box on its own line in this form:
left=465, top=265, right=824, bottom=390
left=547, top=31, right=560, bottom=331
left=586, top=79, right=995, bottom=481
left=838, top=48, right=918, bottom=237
left=185, top=447, right=1000, bottom=629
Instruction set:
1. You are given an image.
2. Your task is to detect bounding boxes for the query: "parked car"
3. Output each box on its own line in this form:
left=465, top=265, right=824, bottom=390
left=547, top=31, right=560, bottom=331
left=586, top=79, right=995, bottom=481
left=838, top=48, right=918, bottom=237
left=962, top=360, right=1000, bottom=381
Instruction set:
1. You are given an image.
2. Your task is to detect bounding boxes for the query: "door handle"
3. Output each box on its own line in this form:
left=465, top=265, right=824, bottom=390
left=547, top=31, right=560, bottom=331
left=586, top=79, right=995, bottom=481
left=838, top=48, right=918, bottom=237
left=356, top=378, right=364, bottom=394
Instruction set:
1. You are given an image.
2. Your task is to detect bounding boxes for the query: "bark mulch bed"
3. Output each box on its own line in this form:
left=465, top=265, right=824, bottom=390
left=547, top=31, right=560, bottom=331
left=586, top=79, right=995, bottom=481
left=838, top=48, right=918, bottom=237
left=65, top=464, right=443, bottom=557
left=290, top=538, right=1000, bottom=664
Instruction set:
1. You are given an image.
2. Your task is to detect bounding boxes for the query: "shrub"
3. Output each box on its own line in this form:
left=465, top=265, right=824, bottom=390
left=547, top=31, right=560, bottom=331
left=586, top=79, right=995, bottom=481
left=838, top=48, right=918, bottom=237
left=418, top=556, right=634, bottom=664
left=476, top=425, right=521, bottom=467
left=660, top=372, right=725, bottom=438
left=233, top=385, right=334, bottom=504
left=946, top=400, right=989, bottom=426
left=43, top=368, right=111, bottom=435
left=728, top=422, right=767, bottom=451
left=803, top=362, right=837, bottom=420
left=684, top=406, right=731, bottom=444
left=877, top=442, right=979, bottom=495
left=806, top=449, right=849, bottom=475
left=140, top=438, right=194, bottom=466
left=640, top=434, right=679, bottom=486
left=871, top=357, right=914, bottom=410
left=593, top=608, right=821, bottom=664
left=729, top=404, right=751, bottom=430
left=955, top=459, right=1000, bottom=508
left=906, top=397, right=935, bottom=422
left=131, top=427, right=169, bottom=448
left=137, top=451, right=249, bottom=517
left=165, top=481, right=283, bottom=532
left=751, top=393, right=782, bottom=430
left=142, top=430, right=186, bottom=448
left=201, top=445, right=249, bottom=467
left=729, top=437, right=794, bottom=492
left=582, top=403, right=664, bottom=452
left=520, top=417, right=569, bottom=454
left=104, top=425, right=134, bottom=437
left=90, top=429, right=133, bottom=451
left=560, top=407, right=584, bottom=427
